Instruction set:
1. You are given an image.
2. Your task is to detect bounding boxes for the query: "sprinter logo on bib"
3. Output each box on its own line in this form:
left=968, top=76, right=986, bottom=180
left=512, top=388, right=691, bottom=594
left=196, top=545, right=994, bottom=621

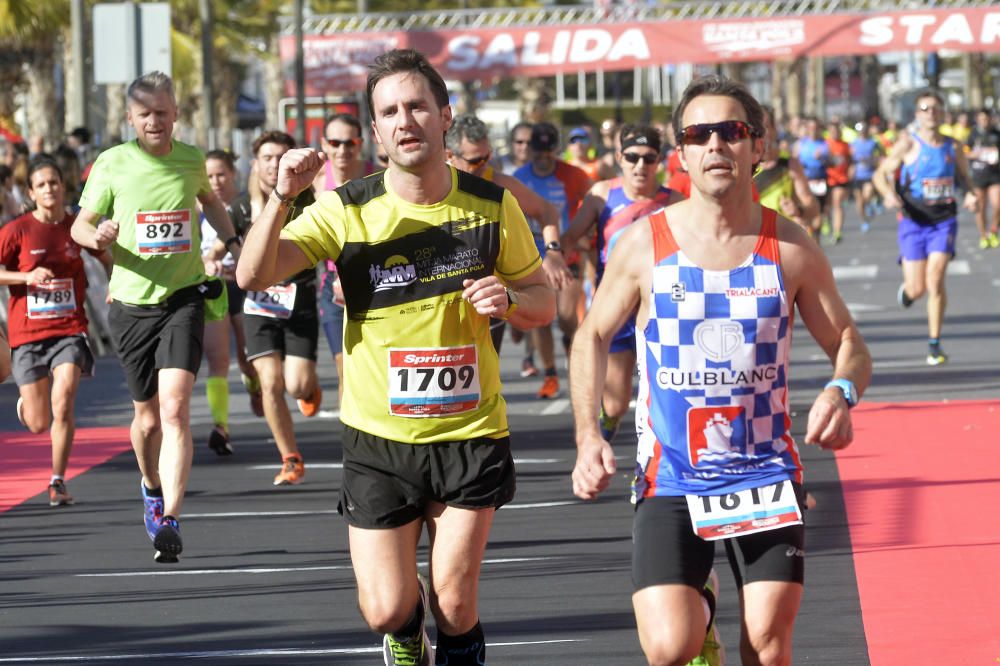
left=388, top=345, right=480, bottom=417
left=136, top=210, right=192, bottom=255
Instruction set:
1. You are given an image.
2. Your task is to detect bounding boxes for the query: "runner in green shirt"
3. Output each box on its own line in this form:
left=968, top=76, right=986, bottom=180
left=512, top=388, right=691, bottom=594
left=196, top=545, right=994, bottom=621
left=71, top=71, right=240, bottom=563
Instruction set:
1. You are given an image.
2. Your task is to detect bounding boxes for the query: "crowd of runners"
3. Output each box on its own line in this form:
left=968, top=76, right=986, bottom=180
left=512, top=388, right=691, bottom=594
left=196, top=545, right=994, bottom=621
left=6, top=46, right=1000, bottom=665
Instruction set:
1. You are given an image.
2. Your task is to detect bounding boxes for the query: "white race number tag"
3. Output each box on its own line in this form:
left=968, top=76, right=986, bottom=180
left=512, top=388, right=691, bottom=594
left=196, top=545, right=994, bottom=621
left=808, top=180, right=828, bottom=196
left=136, top=210, right=192, bottom=255
left=921, top=177, right=954, bottom=203
left=27, top=278, right=76, bottom=319
left=243, top=284, right=297, bottom=319
left=686, top=479, right=802, bottom=541
left=388, top=345, right=480, bottom=418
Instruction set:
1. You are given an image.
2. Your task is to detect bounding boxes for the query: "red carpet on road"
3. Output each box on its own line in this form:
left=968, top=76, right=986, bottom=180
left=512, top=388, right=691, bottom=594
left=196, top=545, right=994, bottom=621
left=0, top=426, right=132, bottom=513
left=837, top=400, right=1000, bottom=664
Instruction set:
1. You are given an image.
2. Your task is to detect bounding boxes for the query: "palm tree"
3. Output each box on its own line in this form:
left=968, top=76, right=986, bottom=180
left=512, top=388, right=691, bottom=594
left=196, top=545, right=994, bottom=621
left=0, top=0, right=70, bottom=147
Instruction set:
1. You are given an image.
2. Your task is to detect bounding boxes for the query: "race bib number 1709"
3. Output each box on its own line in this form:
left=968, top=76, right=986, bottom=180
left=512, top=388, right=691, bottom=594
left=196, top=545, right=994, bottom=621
left=388, top=346, right=480, bottom=418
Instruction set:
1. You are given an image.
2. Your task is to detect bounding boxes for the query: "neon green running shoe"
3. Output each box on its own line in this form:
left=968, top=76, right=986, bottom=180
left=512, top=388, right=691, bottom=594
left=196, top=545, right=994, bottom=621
left=687, top=568, right=725, bottom=665
left=382, top=575, right=434, bottom=666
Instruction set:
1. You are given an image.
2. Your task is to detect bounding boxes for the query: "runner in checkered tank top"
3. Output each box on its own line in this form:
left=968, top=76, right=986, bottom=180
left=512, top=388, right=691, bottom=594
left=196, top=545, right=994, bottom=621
left=569, top=75, right=872, bottom=666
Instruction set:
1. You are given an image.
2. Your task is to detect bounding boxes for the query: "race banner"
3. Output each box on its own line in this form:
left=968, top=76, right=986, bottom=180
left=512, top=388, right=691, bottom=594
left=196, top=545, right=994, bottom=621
left=282, top=6, right=1000, bottom=94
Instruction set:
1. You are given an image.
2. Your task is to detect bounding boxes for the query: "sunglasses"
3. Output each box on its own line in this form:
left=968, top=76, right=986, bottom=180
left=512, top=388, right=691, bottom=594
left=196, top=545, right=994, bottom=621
left=457, top=152, right=491, bottom=167
left=918, top=104, right=942, bottom=113
left=680, top=120, right=755, bottom=146
left=326, top=137, right=361, bottom=148
left=622, top=151, right=659, bottom=165
left=569, top=136, right=591, bottom=144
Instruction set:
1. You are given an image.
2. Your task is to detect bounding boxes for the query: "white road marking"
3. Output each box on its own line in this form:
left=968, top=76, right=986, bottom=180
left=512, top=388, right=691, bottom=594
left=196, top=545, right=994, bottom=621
left=75, top=556, right=563, bottom=579
left=832, top=265, right=878, bottom=280
left=844, top=302, right=886, bottom=313
left=317, top=409, right=340, bottom=419
left=540, top=398, right=570, bottom=415
left=947, top=259, right=971, bottom=275
left=0, top=639, right=584, bottom=663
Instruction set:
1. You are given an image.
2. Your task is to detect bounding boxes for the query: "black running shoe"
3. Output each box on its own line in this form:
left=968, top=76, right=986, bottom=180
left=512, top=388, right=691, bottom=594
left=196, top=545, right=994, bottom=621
left=153, top=516, right=183, bottom=563
left=208, top=426, right=233, bottom=456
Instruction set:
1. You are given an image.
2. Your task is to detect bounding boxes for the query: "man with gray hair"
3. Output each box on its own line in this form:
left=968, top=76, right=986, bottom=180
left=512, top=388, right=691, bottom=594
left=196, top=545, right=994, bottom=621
left=445, top=114, right=571, bottom=351
left=72, top=71, right=241, bottom=563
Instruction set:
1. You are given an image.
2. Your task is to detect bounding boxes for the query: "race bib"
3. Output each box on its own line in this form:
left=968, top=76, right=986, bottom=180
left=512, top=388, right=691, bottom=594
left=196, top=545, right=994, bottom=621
left=808, top=180, right=828, bottom=196
left=980, top=147, right=999, bottom=166
left=136, top=210, right=192, bottom=255
left=244, top=283, right=297, bottom=319
left=686, top=479, right=802, bottom=541
left=921, top=177, right=954, bottom=203
left=388, top=345, right=480, bottom=418
left=27, top=278, right=76, bottom=319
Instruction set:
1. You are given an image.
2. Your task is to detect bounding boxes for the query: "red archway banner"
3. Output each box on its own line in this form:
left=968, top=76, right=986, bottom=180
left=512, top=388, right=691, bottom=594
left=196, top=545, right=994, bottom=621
left=282, top=6, right=1000, bottom=95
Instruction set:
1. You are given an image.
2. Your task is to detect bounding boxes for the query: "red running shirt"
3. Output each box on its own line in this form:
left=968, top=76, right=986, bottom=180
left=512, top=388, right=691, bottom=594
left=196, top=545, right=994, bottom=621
left=0, top=212, right=91, bottom=347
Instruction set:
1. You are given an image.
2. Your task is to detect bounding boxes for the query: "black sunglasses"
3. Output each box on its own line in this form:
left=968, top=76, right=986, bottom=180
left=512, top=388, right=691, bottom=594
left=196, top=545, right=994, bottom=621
left=680, top=120, right=755, bottom=146
left=326, top=137, right=361, bottom=148
left=458, top=152, right=491, bottom=166
left=622, top=151, right=659, bottom=165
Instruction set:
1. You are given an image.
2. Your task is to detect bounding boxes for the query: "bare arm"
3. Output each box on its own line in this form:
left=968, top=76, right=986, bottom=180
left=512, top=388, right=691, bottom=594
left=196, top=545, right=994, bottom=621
left=569, top=220, right=650, bottom=499
left=561, top=184, right=606, bottom=250
left=236, top=149, right=324, bottom=291
left=70, top=207, right=118, bottom=251
left=788, top=157, right=820, bottom=223
left=953, top=144, right=980, bottom=212
left=494, top=171, right=571, bottom=289
left=0, top=326, right=9, bottom=383
left=873, top=134, right=910, bottom=208
left=781, top=218, right=872, bottom=450
left=0, top=266, right=54, bottom=286
left=462, top=263, right=555, bottom=331
left=198, top=190, right=240, bottom=262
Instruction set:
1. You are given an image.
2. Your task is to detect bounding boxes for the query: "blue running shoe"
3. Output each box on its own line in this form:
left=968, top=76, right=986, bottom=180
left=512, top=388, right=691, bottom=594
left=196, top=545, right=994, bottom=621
left=153, top=515, right=183, bottom=564
left=141, top=482, right=164, bottom=542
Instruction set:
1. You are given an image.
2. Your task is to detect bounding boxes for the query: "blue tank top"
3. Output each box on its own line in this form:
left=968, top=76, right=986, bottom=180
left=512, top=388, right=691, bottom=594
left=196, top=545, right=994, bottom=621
left=850, top=138, right=879, bottom=181
left=797, top=138, right=829, bottom=180
left=634, top=208, right=802, bottom=498
left=898, top=135, right=957, bottom=224
left=596, top=179, right=672, bottom=283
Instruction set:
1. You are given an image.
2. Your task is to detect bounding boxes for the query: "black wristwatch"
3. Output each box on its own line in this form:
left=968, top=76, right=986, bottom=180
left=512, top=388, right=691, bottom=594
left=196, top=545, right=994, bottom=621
left=545, top=241, right=562, bottom=253
left=224, top=235, right=242, bottom=251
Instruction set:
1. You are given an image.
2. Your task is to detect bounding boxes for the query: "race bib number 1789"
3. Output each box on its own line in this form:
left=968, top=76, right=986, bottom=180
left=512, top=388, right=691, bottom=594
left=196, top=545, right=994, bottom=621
left=388, top=346, right=480, bottom=418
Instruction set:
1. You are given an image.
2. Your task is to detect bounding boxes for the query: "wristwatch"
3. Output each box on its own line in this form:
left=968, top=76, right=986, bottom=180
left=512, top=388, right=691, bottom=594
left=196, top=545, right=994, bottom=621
left=825, top=378, right=859, bottom=408
left=502, top=286, right=519, bottom=320
left=545, top=240, right=562, bottom=253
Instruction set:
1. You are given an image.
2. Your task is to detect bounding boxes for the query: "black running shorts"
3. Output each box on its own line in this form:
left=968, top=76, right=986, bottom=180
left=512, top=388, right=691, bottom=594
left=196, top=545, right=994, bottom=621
left=244, top=304, right=318, bottom=362
left=338, top=425, right=516, bottom=529
left=632, top=485, right=806, bottom=592
left=108, top=290, right=205, bottom=402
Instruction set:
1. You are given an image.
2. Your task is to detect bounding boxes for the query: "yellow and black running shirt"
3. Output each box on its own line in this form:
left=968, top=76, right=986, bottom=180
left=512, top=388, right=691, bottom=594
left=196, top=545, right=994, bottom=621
left=282, top=166, right=542, bottom=443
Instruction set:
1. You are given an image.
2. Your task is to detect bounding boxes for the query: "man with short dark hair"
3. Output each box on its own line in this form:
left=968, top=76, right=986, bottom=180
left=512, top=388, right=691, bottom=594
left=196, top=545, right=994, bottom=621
left=71, top=71, right=240, bottom=563
left=874, top=88, right=979, bottom=365
left=571, top=75, right=871, bottom=665
left=238, top=49, right=555, bottom=666
left=239, top=130, right=320, bottom=486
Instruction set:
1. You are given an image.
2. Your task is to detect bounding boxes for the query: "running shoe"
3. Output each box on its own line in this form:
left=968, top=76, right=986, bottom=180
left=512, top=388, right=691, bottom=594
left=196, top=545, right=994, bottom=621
left=520, top=357, right=539, bottom=378
left=382, top=574, right=434, bottom=666
left=207, top=425, right=233, bottom=456
left=537, top=375, right=560, bottom=399
left=991, top=232, right=1000, bottom=249
left=979, top=237, right=990, bottom=250
left=274, top=455, right=305, bottom=486
left=860, top=221, right=870, bottom=233
left=896, top=283, right=914, bottom=309
left=297, top=386, right=322, bottom=417
left=820, top=221, right=831, bottom=236
left=242, top=373, right=265, bottom=418
left=48, top=480, right=74, bottom=507
left=15, top=397, right=25, bottom=428
left=599, top=405, right=621, bottom=442
left=141, top=482, right=164, bottom=542
left=688, top=568, right=725, bottom=666
left=832, top=231, right=842, bottom=244
left=927, top=342, right=948, bottom=366
left=153, top=515, right=183, bottom=564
